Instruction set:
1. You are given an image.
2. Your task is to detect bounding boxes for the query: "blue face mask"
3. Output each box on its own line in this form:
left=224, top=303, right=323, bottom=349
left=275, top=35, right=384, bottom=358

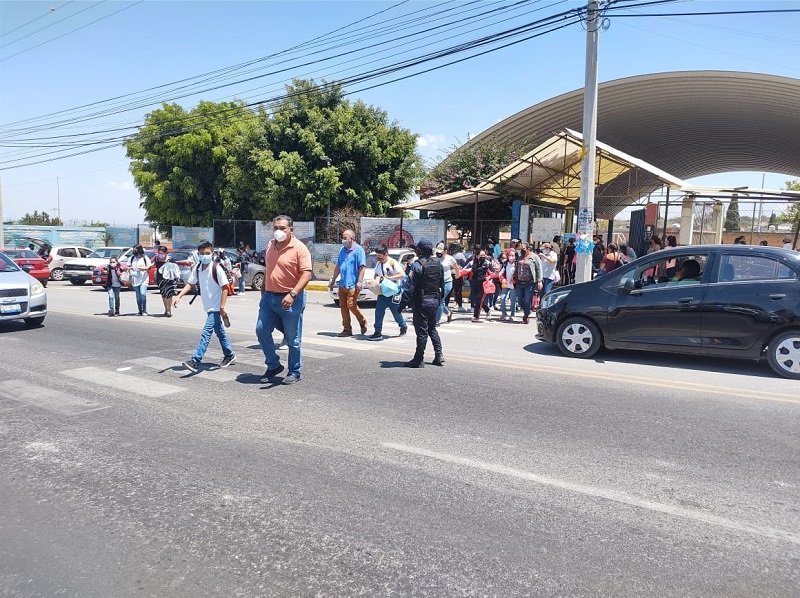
left=199, top=255, right=213, bottom=265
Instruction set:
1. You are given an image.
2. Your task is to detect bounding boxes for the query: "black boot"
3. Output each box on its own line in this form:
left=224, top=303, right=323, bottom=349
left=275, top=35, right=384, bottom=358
left=405, top=359, right=424, bottom=368
left=432, top=353, right=445, bottom=366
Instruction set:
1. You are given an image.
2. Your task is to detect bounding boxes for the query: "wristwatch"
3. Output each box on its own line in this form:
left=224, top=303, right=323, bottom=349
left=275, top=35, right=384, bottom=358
left=289, top=291, right=297, bottom=298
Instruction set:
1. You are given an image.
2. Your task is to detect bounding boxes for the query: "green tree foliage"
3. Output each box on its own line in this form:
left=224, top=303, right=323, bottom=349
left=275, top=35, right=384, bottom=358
left=779, top=180, right=800, bottom=230
left=126, top=81, right=423, bottom=227
left=420, top=137, right=527, bottom=239
left=82, top=220, right=110, bottom=228
left=768, top=212, right=777, bottom=228
left=18, top=210, right=62, bottom=226
left=724, top=195, right=741, bottom=232
left=125, top=101, right=255, bottom=228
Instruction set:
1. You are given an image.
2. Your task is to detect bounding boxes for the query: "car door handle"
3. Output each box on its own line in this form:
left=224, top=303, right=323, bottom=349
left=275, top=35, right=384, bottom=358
left=769, top=294, right=786, bottom=300
left=677, top=297, right=695, bottom=304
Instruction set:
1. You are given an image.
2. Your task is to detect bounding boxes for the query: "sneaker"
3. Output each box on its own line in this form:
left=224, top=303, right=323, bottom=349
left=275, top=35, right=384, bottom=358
left=499, top=315, right=507, bottom=321
left=360, top=323, right=368, bottom=335
left=282, top=373, right=301, bottom=385
left=337, top=330, right=353, bottom=338
left=509, top=315, right=515, bottom=322
left=260, top=364, right=284, bottom=383
left=523, top=316, right=529, bottom=325
left=182, top=359, right=200, bottom=373
left=107, top=310, right=114, bottom=317
left=399, top=326, right=408, bottom=336
left=142, top=311, right=149, bottom=316
left=432, top=354, right=445, bottom=366
left=220, top=354, right=236, bottom=368
left=368, top=331, right=383, bottom=340
left=447, top=311, right=453, bottom=323
left=471, top=318, right=481, bottom=323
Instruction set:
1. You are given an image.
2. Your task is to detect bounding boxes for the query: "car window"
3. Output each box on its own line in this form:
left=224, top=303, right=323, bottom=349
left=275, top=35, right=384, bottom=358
left=59, top=248, right=77, bottom=258
left=365, top=254, right=378, bottom=269
left=718, top=254, right=798, bottom=282
left=0, top=253, right=20, bottom=272
left=168, top=251, right=192, bottom=262
left=619, top=253, right=709, bottom=289
left=5, top=249, right=39, bottom=259
left=79, top=248, right=92, bottom=257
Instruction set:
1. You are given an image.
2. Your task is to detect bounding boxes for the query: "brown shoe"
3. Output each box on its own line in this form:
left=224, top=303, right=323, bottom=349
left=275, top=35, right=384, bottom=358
left=360, top=323, right=367, bottom=335
left=337, top=330, right=353, bottom=337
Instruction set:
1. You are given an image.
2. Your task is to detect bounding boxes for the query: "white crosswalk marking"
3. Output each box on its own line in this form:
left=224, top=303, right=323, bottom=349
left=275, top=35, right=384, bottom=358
left=0, top=379, right=111, bottom=415
left=126, top=356, right=240, bottom=382
left=302, top=337, right=372, bottom=351
left=232, top=338, right=349, bottom=358
left=61, top=367, right=183, bottom=397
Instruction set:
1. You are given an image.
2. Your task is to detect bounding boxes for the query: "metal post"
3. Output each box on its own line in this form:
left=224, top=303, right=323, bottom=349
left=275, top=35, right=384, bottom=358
left=0, top=173, right=4, bottom=247
left=662, top=186, right=670, bottom=241
left=576, top=0, right=600, bottom=284
left=473, top=192, right=479, bottom=249
left=699, top=203, right=707, bottom=245
left=749, top=200, right=756, bottom=244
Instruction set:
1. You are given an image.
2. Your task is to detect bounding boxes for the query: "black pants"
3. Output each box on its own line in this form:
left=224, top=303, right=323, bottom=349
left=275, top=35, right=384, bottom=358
left=412, top=297, right=442, bottom=362
left=448, top=277, right=463, bottom=308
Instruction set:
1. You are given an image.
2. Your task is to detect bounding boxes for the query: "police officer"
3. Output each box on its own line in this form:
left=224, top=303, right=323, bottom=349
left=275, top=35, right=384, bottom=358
left=405, top=238, right=445, bottom=368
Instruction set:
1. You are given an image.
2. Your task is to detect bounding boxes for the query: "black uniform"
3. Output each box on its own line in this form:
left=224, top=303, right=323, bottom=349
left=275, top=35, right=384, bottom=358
left=406, top=254, right=445, bottom=367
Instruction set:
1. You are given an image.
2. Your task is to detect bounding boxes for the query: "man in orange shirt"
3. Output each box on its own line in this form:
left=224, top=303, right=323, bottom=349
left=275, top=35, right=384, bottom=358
left=255, top=215, right=313, bottom=385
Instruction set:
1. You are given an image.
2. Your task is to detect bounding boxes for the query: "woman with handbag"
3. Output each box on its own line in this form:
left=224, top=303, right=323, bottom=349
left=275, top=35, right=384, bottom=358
left=156, top=249, right=181, bottom=317
left=498, top=249, right=517, bottom=321
left=129, top=245, right=152, bottom=316
left=467, top=251, right=491, bottom=322
left=103, top=256, right=125, bottom=316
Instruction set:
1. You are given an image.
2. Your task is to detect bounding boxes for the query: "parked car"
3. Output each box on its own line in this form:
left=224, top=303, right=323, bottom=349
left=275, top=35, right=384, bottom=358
left=63, top=246, right=131, bottom=285
left=0, top=251, right=47, bottom=327
left=1, top=248, right=50, bottom=286
left=46, top=246, right=92, bottom=281
left=329, top=249, right=415, bottom=304
left=217, top=249, right=264, bottom=291
left=535, top=245, right=800, bottom=379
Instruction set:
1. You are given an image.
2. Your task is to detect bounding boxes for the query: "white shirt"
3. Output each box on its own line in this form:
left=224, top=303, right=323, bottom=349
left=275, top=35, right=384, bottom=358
left=375, top=257, right=405, bottom=279
left=540, top=250, right=557, bottom=279
left=438, top=254, right=457, bottom=283
left=188, top=263, right=228, bottom=313
left=130, top=255, right=151, bottom=286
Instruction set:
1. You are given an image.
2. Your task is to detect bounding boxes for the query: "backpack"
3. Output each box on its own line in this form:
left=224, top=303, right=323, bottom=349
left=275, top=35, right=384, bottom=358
left=189, top=262, right=234, bottom=305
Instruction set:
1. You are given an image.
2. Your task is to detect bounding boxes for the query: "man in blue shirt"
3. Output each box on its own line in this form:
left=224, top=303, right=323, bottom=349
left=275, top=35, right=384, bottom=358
left=328, top=229, right=368, bottom=337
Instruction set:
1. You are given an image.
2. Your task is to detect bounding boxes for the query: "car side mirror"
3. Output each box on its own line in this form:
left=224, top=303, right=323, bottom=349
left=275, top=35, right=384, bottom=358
left=621, top=278, right=641, bottom=293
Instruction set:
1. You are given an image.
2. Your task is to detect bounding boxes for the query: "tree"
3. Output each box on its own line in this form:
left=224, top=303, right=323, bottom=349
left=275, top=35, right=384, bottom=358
left=724, top=195, right=741, bottom=231
left=419, top=136, right=528, bottom=241
left=125, top=101, right=254, bottom=228
left=227, top=79, right=423, bottom=222
left=17, top=210, right=62, bottom=226
left=82, top=220, right=109, bottom=228
left=768, top=212, right=777, bottom=228
left=779, top=180, right=800, bottom=231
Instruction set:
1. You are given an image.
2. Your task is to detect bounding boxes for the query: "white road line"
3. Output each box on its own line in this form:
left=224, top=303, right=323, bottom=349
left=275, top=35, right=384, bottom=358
left=303, top=337, right=372, bottom=351
left=62, top=367, right=183, bottom=397
left=211, top=346, right=344, bottom=361
left=126, top=356, right=240, bottom=382
left=436, top=328, right=462, bottom=334
left=383, top=442, right=800, bottom=546
left=0, top=379, right=111, bottom=415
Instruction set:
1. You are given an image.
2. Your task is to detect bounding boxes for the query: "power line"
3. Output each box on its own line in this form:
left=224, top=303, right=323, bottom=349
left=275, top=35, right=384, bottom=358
left=607, top=8, right=800, bottom=18
left=0, top=1, right=145, bottom=63
left=0, top=1, right=77, bottom=39
left=0, top=0, right=105, bottom=49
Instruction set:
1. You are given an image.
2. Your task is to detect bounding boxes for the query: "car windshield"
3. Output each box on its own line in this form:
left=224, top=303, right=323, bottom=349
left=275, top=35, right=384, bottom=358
left=168, top=251, right=192, bottom=262
left=3, top=249, right=39, bottom=259
left=0, top=252, right=21, bottom=272
left=88, top=248, right=124, bottom=259
left=365, top=254, right=379, bottom=269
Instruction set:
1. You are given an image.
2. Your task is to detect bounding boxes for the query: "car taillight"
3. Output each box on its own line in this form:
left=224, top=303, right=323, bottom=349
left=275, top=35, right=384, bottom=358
left=177, top=260, right=192, bottom=267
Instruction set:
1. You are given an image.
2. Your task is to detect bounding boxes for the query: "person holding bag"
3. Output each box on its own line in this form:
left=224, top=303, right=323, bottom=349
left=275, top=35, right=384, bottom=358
left=367, top=243, right=408, bottom=340
left=515, top=244, right=543, bottom=325
left=103, top=256, right=124, bottom=316
left=129, top=244, right=151, bottom=316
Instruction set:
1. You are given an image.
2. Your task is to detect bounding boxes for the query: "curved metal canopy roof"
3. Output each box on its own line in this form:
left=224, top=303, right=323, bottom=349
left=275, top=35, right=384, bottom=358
left=466, top=71, right=800, bottom=180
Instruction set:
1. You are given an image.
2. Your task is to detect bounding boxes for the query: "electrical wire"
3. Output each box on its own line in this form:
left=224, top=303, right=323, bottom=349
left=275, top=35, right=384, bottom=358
left=0, top=0, right=106, bottom=49
left=0, top=1, right=77, bottom=39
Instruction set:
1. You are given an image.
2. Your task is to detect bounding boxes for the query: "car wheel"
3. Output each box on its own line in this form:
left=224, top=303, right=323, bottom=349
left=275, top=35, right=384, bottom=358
left=251, top=272, right=264, bottom=291
left=51, top=268, right=64, bottom=281
left=69, top=279, right=86, bottom=286
left=24, top=317, right=45, bottom=328
left=556, top=317, right=602, bottom=358
left=766, top=330, right=800, bottom=380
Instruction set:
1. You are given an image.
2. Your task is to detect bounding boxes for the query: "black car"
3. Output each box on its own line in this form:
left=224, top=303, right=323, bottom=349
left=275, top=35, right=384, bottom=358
left=536, top=245, right=800, bottom=379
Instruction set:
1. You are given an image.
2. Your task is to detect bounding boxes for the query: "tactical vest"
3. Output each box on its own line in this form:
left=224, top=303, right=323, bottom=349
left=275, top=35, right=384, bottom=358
left=416, top=256, right=444, bottom=299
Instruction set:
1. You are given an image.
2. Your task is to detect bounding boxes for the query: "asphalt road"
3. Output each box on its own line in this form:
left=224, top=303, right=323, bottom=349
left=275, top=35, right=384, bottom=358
left=1, top=283, right=798, bottom=597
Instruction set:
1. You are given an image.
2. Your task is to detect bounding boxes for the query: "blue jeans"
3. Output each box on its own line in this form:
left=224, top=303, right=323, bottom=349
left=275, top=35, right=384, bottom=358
left=516, top=282, right=535, bottom=318
left=539, top=278, right=554, bottom=299
left=436, top=280, right=453, bottom=323
left=107, top=286, right=120, bottom=312
left=374, top=293, right=406, bottom=333
left=499, top=286, right=517, bottom=317
left=256, top=291, right=305, bottom=377
left=192, top=311, right=234, bottom=363
left=237, top=265, right=246, bottom=294
left=133, top=280, right=148, bottom=313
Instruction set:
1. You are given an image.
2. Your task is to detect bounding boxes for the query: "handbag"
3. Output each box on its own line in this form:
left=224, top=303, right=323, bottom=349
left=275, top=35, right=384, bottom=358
left=118, top=269, right=131, bottom=286
left=552, top=270, right=561, bottom=284
left=482, top=277, right=496, bottom=294
left=379, top=278, right=399, bottom=297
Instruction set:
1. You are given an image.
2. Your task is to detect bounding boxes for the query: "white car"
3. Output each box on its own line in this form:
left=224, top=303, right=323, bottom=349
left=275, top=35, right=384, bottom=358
left=329, top=249, right=415, bottom=304
left=62, top=246, right=131, bottom=285
left=0, top=251, right=47, bottom=327
left=46, top=246, right=92, bottom=281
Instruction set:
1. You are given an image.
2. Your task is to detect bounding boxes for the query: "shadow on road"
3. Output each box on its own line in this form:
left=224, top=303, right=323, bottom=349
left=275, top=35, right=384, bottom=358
left=379, top=360, right=410, bottom=369
left=522, top=341, right=774, bottom=378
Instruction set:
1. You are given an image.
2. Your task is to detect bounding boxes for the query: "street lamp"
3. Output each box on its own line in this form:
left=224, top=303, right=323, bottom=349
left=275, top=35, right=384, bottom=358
left=321, top=155, right=332, bottom=240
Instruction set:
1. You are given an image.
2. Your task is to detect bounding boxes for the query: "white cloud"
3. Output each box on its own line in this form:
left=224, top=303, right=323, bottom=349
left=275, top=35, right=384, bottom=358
left=107, top=181, right=135, bottom=192
left=416, top=133, right=446, bottom=149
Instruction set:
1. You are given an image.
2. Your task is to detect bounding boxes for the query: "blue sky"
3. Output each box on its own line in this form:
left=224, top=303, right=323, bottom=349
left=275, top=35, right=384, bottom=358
left=1, top=0, right=798, bottom=226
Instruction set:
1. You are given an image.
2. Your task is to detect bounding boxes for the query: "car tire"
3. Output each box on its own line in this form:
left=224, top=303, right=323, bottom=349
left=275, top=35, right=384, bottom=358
left=251, top=272, right=264, bottom=292
left=69, top=279, right=86, bottom=286
left=24, top=317, right=45, bottom=328
left=766, top=329, right=800, bottom=380
left=50, top=268, right=64, bottom=281
left=555, top=317, right=602, bottom=358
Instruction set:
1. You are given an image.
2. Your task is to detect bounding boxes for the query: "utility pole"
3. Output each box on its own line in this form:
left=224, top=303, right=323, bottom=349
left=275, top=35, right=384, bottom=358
left=0, top=173, right=4, bottom=247
left=575, top=0, right=601, bottom=284
left=56, top=176, right=62, bottom=223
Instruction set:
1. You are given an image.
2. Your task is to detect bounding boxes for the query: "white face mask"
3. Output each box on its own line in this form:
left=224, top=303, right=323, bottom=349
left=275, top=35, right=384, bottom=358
left=342, top=239, right=351, bottom=247
left=273, top=229, right=288, bottom=243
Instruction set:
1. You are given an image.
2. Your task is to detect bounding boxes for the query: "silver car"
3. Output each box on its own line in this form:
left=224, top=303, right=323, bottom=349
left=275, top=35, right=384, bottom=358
left=329, top=249, right=415, bottom=304
left=0, top=251, right=47, bottom=327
